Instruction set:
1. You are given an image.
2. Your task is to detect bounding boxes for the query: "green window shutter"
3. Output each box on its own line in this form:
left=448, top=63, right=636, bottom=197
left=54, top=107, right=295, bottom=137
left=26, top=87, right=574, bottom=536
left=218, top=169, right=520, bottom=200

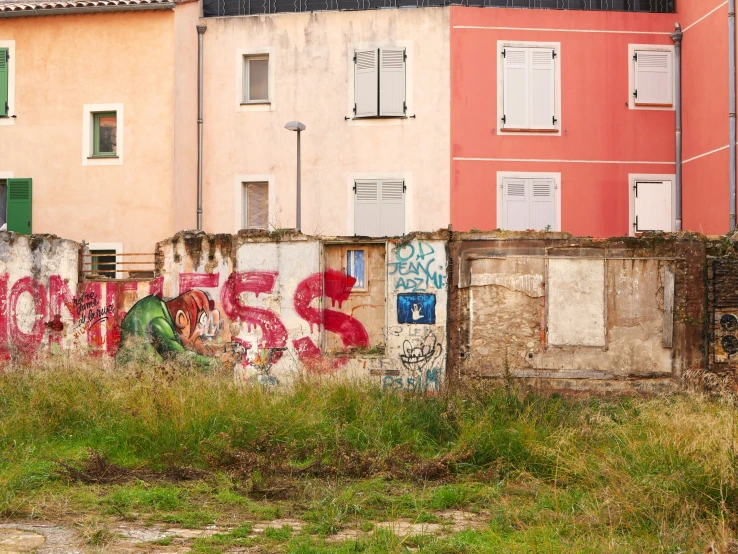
left=0, top=48, right=8, bottom=117
left=7, top=178, right=32, bottom=235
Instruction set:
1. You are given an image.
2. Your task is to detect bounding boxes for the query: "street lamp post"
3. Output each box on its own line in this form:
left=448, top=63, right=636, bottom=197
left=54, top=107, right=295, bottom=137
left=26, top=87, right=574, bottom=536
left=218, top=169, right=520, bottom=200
left=284, top=121, right=306, bottom=231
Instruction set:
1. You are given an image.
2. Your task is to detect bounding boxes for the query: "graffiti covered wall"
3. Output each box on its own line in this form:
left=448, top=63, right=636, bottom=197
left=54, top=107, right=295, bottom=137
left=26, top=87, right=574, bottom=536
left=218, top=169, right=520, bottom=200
left=0, top=233, right=80, bottom=358
left=149, top=231, right=449, bottom=390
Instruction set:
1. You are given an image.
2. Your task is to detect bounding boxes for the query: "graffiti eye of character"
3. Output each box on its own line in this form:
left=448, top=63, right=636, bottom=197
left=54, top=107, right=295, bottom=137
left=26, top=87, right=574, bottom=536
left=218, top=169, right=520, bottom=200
left=199, top=312, right=208, bottom=327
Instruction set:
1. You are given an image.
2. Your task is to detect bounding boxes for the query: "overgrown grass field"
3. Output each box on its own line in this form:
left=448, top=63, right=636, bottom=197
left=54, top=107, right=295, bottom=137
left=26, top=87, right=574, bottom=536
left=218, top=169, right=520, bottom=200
left=1, top=360, right=737, bottom=552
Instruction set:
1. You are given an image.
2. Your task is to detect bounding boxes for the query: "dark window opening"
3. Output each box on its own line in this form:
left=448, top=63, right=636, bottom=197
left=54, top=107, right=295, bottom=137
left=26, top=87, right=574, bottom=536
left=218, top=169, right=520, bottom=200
left=91, top=249, right=117, bottom=279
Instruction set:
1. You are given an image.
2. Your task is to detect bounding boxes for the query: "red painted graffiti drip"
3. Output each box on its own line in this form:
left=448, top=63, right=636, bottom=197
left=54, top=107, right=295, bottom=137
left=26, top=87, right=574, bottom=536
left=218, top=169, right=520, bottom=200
left=179, top=273, right=220, bottom=294
left=105, top=283, right=118, bottom=353
left=149, top=276, right=164, bottom=299
left=292, top=270, right=369, bottom=370
left=220, top=271, right=287, bottom=361
left=0, top=275, right=9, bottom=360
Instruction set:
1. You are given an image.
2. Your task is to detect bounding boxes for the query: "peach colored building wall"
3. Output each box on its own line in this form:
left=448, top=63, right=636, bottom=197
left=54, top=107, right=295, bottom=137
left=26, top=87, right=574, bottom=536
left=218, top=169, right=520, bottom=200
left=198, top=8, right=450, bottom=236
left=173, top=1, right=200, bottom=233
left=0, top=7, right=198, bottom=254
left=451, top=7, right=678, bottom=237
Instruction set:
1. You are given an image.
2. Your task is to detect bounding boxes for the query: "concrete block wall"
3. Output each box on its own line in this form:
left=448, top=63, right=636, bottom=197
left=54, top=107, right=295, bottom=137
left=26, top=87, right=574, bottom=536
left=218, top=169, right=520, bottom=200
left=447, top=232, right=707, bottom=393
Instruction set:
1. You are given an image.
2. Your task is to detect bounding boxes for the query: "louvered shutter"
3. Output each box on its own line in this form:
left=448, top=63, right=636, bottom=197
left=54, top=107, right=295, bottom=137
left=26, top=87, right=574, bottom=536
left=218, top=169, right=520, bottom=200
left=634, top=180, right=672, bottom=232
left=530, top=179, right=555, bottom=230
left=379, top=48, right=406, bottom=117
left=354, top=180, right=381, bottom=236
left=7, top=178, right=32, bottom=235
left=502, top=178, right=528, bottom=230
left=502, top=47, right=529, bottom=129
left=354, top=49, right=378, bottom=118
left=0, top=48, right=8, bottom=117
left=380, top=180, right=405, bottom=236
left=530, top=48, right=555, bottom=130
left=634, top=51, right=673, bottom=106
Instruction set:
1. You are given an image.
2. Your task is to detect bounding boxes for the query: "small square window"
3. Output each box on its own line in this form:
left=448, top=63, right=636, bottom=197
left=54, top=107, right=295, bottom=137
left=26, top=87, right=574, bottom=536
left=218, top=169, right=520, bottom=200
left=243, top=56, right=269, bottom=103
left=92, top=112, right=117, bottom=157
left=242, top=182, right=268, bottom=229
left=91, top=249, right=117, bottom=279
left=346, top=249, right=365, bottom=289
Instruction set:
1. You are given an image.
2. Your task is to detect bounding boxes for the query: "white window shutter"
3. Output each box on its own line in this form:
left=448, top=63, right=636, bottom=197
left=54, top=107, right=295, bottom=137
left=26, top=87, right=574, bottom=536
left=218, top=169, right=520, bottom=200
left=354, top=180, right=382, bottom=236
left=380, top=180, right=405, bottom=236
left=529, top=48, right=556, bottom=130
left=355, top=49, right=378, bottom=118
left=529, top=178, right=556, bottom=230
left=502, top=178, right=529, bottom=230
left=634, top=180, right=672, bottom=232
left=379, top=48, right=406, bottom=117
left=503, top=47, right=529, bottom=129
left=634, top=51, right=673, bottom=106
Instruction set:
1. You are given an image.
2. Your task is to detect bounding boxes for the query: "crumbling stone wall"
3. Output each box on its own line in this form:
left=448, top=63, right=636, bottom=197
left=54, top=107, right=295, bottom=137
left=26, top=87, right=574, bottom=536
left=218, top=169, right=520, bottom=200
left=448, top=232, right=706, bottom=393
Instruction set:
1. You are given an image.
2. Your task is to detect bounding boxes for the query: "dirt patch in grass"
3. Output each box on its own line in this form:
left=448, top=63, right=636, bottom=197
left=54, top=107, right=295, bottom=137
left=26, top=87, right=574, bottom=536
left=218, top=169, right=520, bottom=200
left=58, top=450, right=210, bottom=485
left=213, top=441, right=469, bottom=484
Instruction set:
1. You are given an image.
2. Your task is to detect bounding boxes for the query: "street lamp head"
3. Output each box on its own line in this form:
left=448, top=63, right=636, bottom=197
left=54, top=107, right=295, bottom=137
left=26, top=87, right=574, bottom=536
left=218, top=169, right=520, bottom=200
left=284, top=121, right=306, bottom=132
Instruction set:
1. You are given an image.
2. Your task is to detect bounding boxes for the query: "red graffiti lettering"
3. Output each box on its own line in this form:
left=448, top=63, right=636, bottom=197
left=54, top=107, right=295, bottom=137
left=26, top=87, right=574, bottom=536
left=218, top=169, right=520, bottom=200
left=9, top=277, right=47, bottom=355
left=292, top=270, right=369, bottom=369
left=179, top=273, right=220, bottom=294
left=221, top=271, right=287, bottom=361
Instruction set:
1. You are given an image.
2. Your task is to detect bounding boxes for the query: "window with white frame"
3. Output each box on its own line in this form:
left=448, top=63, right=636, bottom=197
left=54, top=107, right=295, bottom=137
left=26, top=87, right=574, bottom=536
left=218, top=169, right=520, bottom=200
left=632, top=49, right=673, bottom=108
left=242, top=182, right=269, bottom=229
left=82, top=104, right=123, bottom=165
left=353, top=48, right=407, bottom=118
left=243, top=55, right=269, bottom=104
left=346, top=249, right=366, bottom=290
left=500, top=45, right=559, bottom=132
left=633, top=179, right=673, bottom=233
left=354, top=179, right=405, bottom=237
left=499, top=176, right=558, bottom=231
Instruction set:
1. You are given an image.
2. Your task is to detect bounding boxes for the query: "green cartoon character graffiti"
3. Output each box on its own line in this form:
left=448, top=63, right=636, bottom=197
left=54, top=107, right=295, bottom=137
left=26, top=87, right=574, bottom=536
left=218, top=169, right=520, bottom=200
left=117, top=290, right=244, bottom=368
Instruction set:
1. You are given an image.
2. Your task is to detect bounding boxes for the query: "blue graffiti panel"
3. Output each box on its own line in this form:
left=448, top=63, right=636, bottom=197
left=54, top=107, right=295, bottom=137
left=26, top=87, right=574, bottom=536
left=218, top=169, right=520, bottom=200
left=397, top=293, right=436, bottom=325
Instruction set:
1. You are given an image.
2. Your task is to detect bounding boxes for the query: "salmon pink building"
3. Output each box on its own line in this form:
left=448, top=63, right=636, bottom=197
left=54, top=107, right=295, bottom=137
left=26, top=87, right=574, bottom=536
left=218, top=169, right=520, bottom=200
left=451, top=2, right=738, bottom=237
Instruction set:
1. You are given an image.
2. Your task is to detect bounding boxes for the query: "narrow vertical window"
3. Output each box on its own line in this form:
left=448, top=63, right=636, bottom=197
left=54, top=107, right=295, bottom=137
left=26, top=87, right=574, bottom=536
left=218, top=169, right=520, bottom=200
left=346, top=249, right=366, bottom=289
left=242, top=182, right=269, bottom=229
left=92, top=112, right=117, bottom=157
left=243, top=55, right=269, bottom=103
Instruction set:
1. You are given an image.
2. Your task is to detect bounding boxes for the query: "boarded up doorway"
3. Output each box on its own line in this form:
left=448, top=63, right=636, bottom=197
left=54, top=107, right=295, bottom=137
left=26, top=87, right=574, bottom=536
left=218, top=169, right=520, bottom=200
left=323, top=243, right=386, bottom=353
